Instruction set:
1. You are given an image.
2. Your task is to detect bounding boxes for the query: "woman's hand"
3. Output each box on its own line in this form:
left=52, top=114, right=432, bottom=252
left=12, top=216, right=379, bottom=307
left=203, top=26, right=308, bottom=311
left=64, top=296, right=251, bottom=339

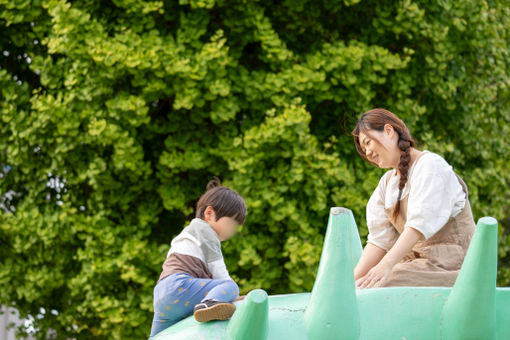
left=354, top=243, right=387, bottom=281
left=355, top=259, right=393, bottom=288
left=355, top=226, right=424, bottom=288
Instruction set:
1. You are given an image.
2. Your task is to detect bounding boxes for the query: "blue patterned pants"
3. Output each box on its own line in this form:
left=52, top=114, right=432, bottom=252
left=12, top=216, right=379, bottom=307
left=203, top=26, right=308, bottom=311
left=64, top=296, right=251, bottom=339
left=149, top=273, right=239, bottom=337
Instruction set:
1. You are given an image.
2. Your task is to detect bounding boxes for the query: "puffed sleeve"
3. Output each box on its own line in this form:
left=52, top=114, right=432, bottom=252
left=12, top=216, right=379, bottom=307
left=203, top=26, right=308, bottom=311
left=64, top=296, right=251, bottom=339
left=366, top=173, right=399, bottom=251
left=405, top=155, right=458, bottom=240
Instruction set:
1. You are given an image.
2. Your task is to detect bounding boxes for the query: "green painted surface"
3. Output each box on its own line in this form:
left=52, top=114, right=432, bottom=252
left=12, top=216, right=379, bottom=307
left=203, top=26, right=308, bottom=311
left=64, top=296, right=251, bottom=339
left=442, top=216, right=498, bottom=340
left=304, top=207, right=360, bottom=339
left=151, top=208, right=507, bottom=340
left=226, top=289, right=269, bottom=340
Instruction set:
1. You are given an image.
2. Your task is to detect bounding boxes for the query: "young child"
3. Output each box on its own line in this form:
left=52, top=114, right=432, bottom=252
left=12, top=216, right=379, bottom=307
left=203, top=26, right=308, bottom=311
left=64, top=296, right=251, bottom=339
left=149, top=178, right=247, bottom=337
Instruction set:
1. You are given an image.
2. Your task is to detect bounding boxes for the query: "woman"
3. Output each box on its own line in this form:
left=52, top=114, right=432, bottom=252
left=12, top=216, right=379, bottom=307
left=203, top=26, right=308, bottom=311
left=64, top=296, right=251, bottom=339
left=352, top=108, right=475, bottom=288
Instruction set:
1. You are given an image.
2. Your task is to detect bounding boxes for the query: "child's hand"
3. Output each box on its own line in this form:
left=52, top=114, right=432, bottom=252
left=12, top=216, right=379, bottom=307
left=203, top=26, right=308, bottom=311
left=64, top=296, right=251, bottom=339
left=234, top=295, right=246, bottom=302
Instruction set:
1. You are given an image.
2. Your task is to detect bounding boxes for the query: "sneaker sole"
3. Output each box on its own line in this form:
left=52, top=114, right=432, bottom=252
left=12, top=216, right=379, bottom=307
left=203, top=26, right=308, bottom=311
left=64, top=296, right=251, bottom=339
left=194, top=303, right=236, bottom=322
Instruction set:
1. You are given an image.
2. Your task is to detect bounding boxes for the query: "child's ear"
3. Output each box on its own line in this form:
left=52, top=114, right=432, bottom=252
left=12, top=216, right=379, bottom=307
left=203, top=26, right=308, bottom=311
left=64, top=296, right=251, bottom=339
left=204, top=206, right=217, bottom=222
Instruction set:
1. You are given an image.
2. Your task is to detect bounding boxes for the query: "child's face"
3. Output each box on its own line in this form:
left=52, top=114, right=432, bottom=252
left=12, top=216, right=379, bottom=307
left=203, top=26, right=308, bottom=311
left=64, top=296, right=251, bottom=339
left=213, top=216, right=240, bottom=241
left=203, top=206, right=240, bottom=241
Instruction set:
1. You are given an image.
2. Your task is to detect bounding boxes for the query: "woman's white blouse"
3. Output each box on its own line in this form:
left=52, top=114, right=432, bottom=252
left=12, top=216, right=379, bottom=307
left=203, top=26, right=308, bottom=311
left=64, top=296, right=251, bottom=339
left=366, top=151, right=467, bottom=251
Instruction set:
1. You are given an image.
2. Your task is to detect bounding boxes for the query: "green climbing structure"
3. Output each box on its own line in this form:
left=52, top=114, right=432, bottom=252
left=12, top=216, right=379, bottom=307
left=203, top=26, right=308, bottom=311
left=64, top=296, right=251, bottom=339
left=151, top=208, right=507, bottom=340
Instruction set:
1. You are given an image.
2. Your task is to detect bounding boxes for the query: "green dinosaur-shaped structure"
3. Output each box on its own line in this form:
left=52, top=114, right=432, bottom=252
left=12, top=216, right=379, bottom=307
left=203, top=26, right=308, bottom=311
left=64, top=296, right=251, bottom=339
left=151, top=207, right=507, bottom=340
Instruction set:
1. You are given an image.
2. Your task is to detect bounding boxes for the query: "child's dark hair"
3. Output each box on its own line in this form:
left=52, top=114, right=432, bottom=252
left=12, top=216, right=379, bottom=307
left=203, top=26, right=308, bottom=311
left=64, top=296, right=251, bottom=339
left=196, top=177, right=247, bottom=225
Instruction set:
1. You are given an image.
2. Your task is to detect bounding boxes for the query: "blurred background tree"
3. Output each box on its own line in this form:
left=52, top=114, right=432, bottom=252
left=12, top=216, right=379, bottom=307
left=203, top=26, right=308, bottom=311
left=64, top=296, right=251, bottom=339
left=0, top=0, right=509, bottom=338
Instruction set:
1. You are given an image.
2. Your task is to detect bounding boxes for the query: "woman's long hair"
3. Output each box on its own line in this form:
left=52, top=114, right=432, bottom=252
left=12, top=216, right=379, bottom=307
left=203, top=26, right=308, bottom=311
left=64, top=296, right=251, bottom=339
left=352, top=108, right=415, bottom=220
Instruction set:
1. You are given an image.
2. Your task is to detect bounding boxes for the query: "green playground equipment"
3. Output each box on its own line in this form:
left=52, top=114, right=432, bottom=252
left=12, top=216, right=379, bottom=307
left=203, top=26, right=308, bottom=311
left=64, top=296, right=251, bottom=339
left=151, top=207, right=507, bottom=340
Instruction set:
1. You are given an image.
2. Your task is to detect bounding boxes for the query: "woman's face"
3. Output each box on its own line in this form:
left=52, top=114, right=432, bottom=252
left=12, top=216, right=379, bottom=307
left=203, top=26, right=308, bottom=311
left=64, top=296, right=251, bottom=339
left=358, top=124, right=401, bottom=169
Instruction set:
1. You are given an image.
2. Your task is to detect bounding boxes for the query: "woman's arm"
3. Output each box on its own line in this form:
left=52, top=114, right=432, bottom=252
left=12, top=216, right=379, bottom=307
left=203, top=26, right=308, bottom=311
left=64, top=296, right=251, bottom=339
left=354, top=243, right=387, bottom=280
left=356, top=227, right=424, bottom=288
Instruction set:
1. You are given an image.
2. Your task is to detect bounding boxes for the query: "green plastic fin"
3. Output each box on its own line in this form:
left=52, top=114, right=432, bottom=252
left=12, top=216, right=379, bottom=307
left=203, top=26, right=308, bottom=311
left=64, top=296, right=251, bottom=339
left=226, top=289, right=269, bottom=340
left=304, top=207, right=360, bottom=340
left=348, top=208, right=363, bottom=268
left=441, top=216, right=498, bottom=340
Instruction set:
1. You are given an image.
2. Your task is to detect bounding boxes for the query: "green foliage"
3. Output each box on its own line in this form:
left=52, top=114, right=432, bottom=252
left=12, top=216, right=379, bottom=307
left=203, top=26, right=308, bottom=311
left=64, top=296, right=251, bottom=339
left=0, top=0, right=509, bottom=338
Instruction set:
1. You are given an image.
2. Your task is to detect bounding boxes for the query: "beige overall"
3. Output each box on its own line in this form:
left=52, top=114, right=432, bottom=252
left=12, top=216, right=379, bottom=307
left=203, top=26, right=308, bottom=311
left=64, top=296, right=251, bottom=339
left=381, top=153, right=476, bottom=287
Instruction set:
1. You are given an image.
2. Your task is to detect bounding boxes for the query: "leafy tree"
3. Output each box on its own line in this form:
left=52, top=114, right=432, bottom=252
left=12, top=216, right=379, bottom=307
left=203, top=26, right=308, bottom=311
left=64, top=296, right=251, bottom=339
left=1, top=0, right=508, bottom=338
